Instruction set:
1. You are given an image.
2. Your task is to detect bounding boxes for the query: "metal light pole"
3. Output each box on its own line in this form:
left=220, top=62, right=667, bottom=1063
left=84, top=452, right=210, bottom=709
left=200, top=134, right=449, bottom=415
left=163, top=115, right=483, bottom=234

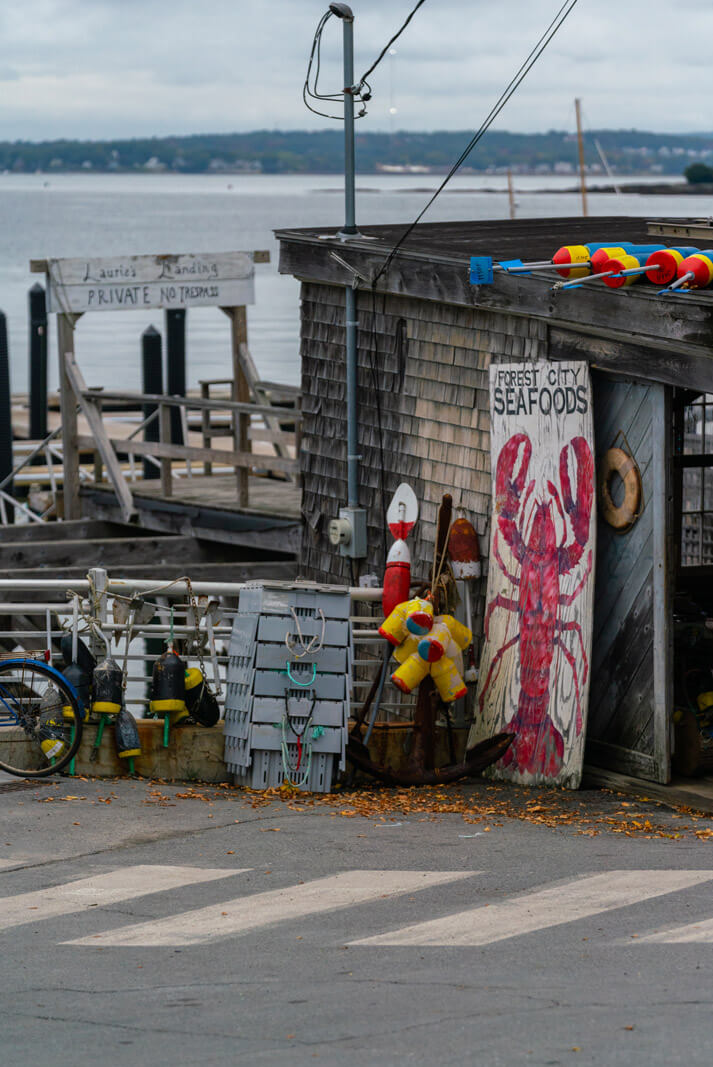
left=327, top=3, right=367, bottom=559
left=333, top=3, right=357, bottom=238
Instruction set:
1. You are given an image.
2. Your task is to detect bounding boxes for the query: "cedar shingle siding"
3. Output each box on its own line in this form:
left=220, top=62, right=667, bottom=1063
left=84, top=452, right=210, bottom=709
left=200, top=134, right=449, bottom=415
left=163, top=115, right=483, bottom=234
left=298, top=280, right=547, bottom=646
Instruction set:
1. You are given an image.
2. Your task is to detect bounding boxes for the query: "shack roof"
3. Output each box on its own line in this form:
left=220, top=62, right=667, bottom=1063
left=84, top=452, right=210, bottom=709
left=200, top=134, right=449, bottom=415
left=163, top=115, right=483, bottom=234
left=277, top=216, right=713, bottom=393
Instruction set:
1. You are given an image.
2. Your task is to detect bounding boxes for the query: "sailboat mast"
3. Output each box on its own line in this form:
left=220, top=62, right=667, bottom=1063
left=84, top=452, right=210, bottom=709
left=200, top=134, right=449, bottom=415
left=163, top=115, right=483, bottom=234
left=575, top=97, right=588, bottom=217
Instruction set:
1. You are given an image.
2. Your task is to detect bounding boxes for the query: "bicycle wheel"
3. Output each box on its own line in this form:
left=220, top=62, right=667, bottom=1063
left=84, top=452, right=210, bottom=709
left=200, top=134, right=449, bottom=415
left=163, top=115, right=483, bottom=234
left=0, top=659, right=84, bottom=778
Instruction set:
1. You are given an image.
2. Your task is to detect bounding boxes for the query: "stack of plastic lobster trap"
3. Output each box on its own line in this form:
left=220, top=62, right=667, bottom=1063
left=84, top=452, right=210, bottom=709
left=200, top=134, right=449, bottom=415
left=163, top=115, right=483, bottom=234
left=223, top=582, right=352, bottom=792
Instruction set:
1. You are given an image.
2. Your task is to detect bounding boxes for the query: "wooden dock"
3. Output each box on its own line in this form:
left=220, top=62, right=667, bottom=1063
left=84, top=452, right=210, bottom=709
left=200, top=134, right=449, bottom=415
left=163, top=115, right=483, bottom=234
left=82, top=473, right=302, bottom=552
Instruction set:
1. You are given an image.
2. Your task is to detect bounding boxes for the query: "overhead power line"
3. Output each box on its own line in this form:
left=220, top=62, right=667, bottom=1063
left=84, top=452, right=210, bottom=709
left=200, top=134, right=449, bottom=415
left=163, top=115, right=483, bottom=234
left=373, top=0, right=581, bottom=285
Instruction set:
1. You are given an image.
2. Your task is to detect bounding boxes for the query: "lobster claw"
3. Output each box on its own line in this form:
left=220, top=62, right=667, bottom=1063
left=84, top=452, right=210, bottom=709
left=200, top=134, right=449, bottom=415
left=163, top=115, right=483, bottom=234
left=559, top=436, right=594, bottom=548
left=495, top=433, right=532, bottom=563
left=495, top=433, right=532, bottom=520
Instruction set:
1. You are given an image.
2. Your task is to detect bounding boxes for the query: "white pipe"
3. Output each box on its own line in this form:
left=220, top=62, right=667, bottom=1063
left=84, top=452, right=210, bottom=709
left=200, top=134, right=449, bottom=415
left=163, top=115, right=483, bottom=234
left=0, top=577, right=383, bottom=601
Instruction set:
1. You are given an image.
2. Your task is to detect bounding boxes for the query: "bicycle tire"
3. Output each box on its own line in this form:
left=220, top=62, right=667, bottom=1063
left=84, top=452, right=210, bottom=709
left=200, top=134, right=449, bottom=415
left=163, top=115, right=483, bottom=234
left=0, top=659, right=84, bottom=778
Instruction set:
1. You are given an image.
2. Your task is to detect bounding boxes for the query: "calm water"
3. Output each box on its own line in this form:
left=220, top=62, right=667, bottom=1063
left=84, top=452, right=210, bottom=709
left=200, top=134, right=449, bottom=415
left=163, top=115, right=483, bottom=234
left=0, top=171, right=698, bottom=394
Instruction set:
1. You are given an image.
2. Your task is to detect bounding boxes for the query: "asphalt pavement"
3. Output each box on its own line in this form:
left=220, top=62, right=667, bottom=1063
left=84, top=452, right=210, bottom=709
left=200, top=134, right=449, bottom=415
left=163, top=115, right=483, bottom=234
left=1, top=775, right=713, bottom=1066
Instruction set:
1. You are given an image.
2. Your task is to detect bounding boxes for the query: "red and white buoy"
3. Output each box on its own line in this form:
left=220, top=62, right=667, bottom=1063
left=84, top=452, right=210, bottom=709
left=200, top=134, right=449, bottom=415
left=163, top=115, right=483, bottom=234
left=382, top=483, right=419, bottom=618
left=447, top=514, right=482, bottom=682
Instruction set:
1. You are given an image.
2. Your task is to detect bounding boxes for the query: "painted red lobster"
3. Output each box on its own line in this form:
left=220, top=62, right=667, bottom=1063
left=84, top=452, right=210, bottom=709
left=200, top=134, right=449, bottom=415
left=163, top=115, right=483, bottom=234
left=479, top=431, right=594, bottom=777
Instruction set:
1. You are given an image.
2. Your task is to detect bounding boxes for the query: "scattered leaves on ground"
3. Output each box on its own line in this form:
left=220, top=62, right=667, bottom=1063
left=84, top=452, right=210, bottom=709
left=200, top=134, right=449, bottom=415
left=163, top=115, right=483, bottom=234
left=26, top=775, right=713, bottom=842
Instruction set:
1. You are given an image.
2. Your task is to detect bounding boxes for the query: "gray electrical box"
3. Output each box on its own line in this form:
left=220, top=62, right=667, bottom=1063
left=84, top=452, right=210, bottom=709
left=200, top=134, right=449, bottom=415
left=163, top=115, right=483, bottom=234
left=328, top=506, right=367, bottom=558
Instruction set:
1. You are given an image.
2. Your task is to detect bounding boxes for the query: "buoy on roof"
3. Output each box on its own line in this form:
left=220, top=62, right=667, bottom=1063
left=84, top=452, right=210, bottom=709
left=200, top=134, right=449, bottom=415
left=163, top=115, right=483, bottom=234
left=662, top=251, right=713, bottom=293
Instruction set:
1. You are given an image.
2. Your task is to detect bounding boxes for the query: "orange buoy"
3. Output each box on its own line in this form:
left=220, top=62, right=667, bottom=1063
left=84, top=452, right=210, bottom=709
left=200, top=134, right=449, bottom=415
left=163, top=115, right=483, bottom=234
left=602, top=253, right=644, bottom=289
left=674, top=251, right=713, bottom=290
left=552, top=244, right=593, bottom=280
left=589, top=245, right=628, bottom=273
left=644, top=247, right=699, bottom=286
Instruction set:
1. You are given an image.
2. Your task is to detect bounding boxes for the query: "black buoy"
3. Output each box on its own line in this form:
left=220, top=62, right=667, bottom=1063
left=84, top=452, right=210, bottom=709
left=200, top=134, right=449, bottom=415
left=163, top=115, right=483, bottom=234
left=150, top=649, right=186, bottom=717
left=60, top=635, right=96, bottom=722
left=60, top=634, right=96, bottom=674
left=91, top=657, right=123, bottom=716
left=114, top=707, right=141, bottom=762
left=184, top=668, right=220, bottom=727
left=61, top=662, right=90, bottom=722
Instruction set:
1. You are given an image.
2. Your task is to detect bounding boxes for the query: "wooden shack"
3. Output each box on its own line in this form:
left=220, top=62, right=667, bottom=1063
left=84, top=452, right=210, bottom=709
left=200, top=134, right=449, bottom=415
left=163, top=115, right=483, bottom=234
left=277, top=215, right=713, bottom=788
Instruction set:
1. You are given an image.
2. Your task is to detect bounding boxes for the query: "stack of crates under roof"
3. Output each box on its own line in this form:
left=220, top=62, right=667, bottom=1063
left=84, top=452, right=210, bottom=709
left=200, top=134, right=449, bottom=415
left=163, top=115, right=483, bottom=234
left=224, top=582, right=352, bottom=792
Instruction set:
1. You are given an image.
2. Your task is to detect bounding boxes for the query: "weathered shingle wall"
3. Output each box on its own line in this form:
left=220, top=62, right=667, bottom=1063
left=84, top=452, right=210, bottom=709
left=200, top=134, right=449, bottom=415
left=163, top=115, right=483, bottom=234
left=298, top=281, right=547, bottom=640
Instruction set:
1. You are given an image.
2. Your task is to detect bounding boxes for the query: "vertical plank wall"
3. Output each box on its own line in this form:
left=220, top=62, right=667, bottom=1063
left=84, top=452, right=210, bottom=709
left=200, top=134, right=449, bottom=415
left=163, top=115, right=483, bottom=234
left=585, top=371, right=672, bottom=783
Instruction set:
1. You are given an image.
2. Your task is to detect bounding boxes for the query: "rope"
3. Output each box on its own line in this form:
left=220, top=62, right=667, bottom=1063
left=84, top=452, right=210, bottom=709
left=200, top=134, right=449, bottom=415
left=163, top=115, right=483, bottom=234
left=280, top=693, right=317, bottom=787
left=285, top=607, right=325, bottom=659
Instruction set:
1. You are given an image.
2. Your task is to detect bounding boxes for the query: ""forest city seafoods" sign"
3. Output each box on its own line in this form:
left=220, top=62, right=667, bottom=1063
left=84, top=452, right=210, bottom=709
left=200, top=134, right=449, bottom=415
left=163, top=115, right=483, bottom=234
left=45, top=251, right=256, bottom=314
left=469, top=359, right=596, bottom=790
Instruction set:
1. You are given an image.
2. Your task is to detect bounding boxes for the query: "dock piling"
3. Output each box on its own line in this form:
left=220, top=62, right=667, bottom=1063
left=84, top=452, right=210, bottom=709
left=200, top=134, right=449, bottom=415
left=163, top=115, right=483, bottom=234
left=0, top=311, right=14, bottom=523
left=28, top=283, right=48, bottom=441
left=165, top=309, right=186, bottom=445
left=141, top=326, right=163, bottom=480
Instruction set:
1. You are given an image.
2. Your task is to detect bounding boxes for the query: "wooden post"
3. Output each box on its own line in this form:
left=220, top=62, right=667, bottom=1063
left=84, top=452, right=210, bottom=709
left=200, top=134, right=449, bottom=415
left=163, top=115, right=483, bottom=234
left=575, top=97, right=588, bottom=218
left=224, top=306, right=250, bottom=508
left=652, top=385, right=673, bottom=783
left=507, top=169, right=516, bottom=220
left=93, top=395, right=103, bottom=484
left=159, top=401, right=172, bottom=498
left=294, top=393, right=303, bottom=465
left=200, top=380, right=212, bottom=476
left=0, top=312, right=13, bottom=524
left=63, top=357, right=135, bottom=522
left=57, top=312, right=81, bottom=520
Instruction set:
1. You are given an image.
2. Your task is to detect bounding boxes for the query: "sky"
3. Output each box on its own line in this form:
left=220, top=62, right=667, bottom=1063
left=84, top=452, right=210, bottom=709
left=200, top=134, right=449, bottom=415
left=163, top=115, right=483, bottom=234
left=1, top=0, right=712, bottom=142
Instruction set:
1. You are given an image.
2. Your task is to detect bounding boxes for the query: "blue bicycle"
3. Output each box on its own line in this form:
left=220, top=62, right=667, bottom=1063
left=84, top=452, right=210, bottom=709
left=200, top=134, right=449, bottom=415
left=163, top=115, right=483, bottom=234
left=0, top=654, right=83, bottom=778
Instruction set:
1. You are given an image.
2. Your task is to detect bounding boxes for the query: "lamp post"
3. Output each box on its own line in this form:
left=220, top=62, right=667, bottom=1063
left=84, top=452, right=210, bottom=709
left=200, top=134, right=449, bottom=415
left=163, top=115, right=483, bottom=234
left=328, top=3, right=367, bottom=559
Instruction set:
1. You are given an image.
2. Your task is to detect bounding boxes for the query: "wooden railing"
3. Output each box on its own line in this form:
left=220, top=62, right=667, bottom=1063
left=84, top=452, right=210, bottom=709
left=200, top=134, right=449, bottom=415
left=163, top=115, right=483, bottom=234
left=62, top=352, right=301, bottom=522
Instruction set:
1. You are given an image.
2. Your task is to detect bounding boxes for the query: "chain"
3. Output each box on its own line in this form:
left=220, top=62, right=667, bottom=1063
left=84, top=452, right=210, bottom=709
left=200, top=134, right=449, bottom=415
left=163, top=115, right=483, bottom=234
left=184, top=577, right=209, bottom=683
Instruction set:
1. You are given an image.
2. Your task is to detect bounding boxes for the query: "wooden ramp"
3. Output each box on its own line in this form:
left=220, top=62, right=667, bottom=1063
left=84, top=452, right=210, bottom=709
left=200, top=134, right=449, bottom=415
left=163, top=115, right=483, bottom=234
left=80, top=473, right=302, bottom=553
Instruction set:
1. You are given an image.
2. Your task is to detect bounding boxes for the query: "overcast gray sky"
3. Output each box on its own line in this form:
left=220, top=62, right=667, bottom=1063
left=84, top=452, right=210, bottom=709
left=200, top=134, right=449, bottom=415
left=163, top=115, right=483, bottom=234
left=1, top=0, right=711, bottom=142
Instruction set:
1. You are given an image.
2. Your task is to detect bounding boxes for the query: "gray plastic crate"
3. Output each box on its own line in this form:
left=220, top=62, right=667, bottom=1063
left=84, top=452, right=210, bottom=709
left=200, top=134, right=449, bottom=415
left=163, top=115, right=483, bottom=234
left=257, top=614, right=349, bottom=647
left=250, top=723, right=344, bottom=756
left=251, top=697, right=346, bottom=728
left=228, top=615, right=258, bottom=657
left=233, top=749, right=338, bottom=792
left=225, top=581, right=351, bottom=793
left=238, top=583, right=351, bottom=620
left=253, top=669, right=345, bottom=701
left=223, top=704, right=251, bottom=741
left=255, top=642, right=348, bottom=674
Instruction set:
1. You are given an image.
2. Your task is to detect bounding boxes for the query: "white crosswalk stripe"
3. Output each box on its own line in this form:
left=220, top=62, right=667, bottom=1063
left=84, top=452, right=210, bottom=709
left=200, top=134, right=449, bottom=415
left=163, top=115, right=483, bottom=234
left=349, top=870, right=713, bottom=947
left=64, top=870, right=473, bottom=947
left=0, top=865, right=247, bottom=932
left=0, top=859, right=26, bottom=871
left=632, top=916, right=713, bottom=944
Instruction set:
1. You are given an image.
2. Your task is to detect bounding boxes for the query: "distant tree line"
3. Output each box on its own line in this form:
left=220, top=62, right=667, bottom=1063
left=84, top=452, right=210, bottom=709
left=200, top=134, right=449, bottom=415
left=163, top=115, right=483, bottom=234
left=2, top=128, right=713, bottom=175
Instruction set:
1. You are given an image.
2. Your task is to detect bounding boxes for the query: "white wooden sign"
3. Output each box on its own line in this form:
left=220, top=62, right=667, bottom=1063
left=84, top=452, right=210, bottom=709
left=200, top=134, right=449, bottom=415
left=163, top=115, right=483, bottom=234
left=45, top=251, right=255, bottom=314
left=468, top=360, right=596, bottom=789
